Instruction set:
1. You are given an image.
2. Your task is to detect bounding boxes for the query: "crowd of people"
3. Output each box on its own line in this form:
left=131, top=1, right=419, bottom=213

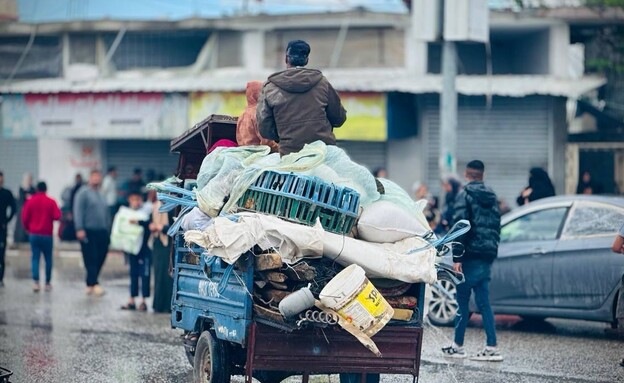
left=0, top=168, right=174, bottom=314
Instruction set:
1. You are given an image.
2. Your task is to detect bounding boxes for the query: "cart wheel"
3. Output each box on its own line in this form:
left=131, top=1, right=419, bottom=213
left=339, top=373, right=380, bottom=383
left=185, top=347, right=195, bottom=367
left=193, top=331, right=231, bottom=383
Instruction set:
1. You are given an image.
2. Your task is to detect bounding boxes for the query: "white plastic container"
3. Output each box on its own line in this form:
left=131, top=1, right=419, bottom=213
left=278, top=287, right=315, bottom=318
left=319, top=264, right=394, bottom=336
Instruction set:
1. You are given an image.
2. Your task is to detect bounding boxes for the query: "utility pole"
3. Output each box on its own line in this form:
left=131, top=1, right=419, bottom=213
left=439, top=0, right=457, bottom=180
left=439, top=39, right=457, bottom=178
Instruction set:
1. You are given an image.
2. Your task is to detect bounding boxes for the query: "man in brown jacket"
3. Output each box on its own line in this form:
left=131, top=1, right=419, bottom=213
left=257, top=40, right=347, bottom=155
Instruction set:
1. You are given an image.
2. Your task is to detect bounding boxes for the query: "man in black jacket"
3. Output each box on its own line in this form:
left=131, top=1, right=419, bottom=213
left=441, top=160, right=503, bottom=362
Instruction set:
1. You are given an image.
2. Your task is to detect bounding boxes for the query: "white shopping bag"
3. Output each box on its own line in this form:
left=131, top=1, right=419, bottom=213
left=110, top=206, right=148, bottom=255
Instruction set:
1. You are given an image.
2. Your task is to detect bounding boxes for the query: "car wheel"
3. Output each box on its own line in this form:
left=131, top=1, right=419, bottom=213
left=428, top=280, right=459, bottom=326
left=193, top=331, right=231, bottom=383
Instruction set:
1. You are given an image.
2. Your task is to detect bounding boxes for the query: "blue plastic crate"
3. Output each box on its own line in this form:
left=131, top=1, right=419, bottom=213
left=237, top=171, right=360, bottom=235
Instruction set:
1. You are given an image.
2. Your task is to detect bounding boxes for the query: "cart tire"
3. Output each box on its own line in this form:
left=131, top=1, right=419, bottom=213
left=185, top=347, right=195, bottom=367
left=193, top=331, right=231, bottom=383
left=339, top=373, right=380, bottom=383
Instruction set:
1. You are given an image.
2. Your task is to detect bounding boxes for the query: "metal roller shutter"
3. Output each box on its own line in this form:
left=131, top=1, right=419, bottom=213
left=424, top=95, right=551, bottom=207
left=337, top=141, right=387, bottom=174
left=104, top=140, right=179, bottom=182
left=0, top=138, right=39, bottom=193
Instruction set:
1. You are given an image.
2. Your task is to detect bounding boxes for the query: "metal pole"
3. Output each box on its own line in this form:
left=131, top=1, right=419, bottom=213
left=439, top=39, right=457, bottom=179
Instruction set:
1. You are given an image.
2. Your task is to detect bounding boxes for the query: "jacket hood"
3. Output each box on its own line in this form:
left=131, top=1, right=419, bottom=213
left=268, top=68, right=323, bottom=93
left=465, top=181, right=497, bottom=208
left=245, top=81, right=262, bottom=106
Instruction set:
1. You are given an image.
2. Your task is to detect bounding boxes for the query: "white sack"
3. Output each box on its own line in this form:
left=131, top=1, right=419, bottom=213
left=110, top=206, right=149, bottom=255
left=185, top=212, right=437, bottom=284
left=323, top=232, right=437, bottom=284
left=377, top=179, right=431, bottom=230
left=357, top=200, right=431, bottom=243
left=180, top=207, right=214, bottom=232
left=184, top=213, right=324, bottom=264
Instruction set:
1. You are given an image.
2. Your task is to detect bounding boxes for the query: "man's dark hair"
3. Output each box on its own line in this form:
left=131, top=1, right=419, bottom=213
left=286, top=40, right=310, bottom=67
left=36, top=181, right=47, bottom=192
left=133, top=168, right=142, bottom=176
left=0, top=171, right=3, bottom=177
left=127, top=190, right=143, bottom=198
left=107, top=166, right=116, bottom=173
left=466, top=160, right=485, bottom=180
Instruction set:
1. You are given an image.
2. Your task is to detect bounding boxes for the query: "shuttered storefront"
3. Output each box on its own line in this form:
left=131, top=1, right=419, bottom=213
left=424, top=95, right=551, bottom=206
left=0, top=139, right=39, bottom=193
left=337, top=141, right=387, bottom=174
left=104, top=140, right=179, bottom=182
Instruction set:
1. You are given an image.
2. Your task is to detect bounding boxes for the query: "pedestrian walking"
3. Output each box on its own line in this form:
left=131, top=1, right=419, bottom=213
left=442, top=160, right=503, bottom=362
left=611, top=223, right=624, bottom=366
left=516, top=167, right=555, bottom=206
left=150, top=199, right=173, bottom=313
left=412, top=181, right=440, bottom=230
left=73, top=169, right=110, bottom=296
left=436, top=175, right=462, bottom=234
left=257, top=39, right=347, bottom=155
left=100, top=166, right=119, bottom=219
left=21, top=181, right=61, bottom=292
left=13, top=172, right=35, bottom=244
left=0, top=171, right=16, bottom=287
left=120, top=191, right=152, bottom=311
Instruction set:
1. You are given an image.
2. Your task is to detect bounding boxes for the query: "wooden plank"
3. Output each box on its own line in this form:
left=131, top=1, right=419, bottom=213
left=255, top=253, right=283, bottom=271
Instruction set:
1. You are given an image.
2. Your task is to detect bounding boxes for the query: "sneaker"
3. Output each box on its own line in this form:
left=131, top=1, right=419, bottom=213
left=33, top=283, right=40, bottom=293
left=85, top=286, right=94, bottom=295
left=441, top=345, right=466, bottom=358
left=92, top=284, right=105, bottom=297
left=45, top=284, right=52, bottom=292
left=470, top=347, right=504, bottom=362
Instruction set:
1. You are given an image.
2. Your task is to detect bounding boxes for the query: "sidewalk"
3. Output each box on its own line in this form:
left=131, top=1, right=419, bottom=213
left=4, top=241, right=128, bottom=281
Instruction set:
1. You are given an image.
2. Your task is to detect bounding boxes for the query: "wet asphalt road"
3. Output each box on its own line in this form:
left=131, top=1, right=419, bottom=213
left=0, top=248, right=623, bottom=383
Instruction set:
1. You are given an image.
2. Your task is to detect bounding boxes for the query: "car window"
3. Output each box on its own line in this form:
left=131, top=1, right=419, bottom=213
left=562, top=204, right=624, bottom=238
left=500, top=207, right=568, bottom=243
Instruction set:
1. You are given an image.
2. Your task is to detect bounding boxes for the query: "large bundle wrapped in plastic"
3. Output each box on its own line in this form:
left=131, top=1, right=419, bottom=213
left=195, top=141, right=381, bottom=217
left=196, top=145, right=273, bottom=216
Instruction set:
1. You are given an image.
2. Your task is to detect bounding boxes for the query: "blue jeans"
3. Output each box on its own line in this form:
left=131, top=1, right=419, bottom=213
left=128, top=247, right=151, bottom=298
left=30, top=234, right=53, bottom=284
left=454, top=260, right=497, bottom=347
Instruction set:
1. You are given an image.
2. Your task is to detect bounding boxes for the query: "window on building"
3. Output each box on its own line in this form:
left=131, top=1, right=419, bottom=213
left=69, top=34, right=97, bottom=65
left=427, top=28, right=551, bottom=75
left=0, top=35, right=62, bottom=79
left=264, top=27, right=403, bottom=70
left=104, top=30, right=209, bottom=70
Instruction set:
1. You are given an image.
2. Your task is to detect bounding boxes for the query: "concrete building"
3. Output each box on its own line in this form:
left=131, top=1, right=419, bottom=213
left=0, top=4, right=616, bottom=207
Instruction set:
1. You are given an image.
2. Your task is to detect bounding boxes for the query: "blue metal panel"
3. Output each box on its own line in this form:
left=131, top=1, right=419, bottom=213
left=170, top=233, right=255, bottom=346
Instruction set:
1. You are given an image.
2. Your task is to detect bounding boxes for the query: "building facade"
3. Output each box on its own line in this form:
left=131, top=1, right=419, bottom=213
left=0, top=7, right=613, bottom=206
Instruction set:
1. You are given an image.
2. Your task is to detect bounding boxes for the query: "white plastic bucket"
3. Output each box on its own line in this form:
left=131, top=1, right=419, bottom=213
left=319, top=264, right=394, bottom=336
